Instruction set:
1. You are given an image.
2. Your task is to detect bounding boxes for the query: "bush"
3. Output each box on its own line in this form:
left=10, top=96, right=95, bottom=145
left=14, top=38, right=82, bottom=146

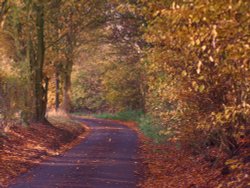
left=137, top=0, right=250, bottom=153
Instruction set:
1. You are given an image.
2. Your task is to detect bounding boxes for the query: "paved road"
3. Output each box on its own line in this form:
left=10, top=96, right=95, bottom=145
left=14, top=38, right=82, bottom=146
left=9, top=118, right=139, bottom=188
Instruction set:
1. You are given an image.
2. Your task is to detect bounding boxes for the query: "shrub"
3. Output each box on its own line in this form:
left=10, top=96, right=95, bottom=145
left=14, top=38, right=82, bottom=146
left=137, top=0, right=250, bottom=153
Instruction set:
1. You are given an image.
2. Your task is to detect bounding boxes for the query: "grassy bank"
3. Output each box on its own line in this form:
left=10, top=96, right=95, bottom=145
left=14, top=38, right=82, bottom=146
left=95, top=110, right=167, bottom=143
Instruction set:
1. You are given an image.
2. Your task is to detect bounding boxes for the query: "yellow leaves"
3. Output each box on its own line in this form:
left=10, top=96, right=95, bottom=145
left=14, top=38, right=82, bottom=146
left=192, top=81, right=205, bottom=93
left=225, top=159, right=242, bottom=171
left=171, top=2, right=176, bottom=10
left=140, top=1, right=250, bottom=176
left=211, top=25, right=217, bottom=48
left=211, top=25, right=218, bottom=38
left=181, top=70, right=187, bottom=77
left=159, top=129, right=172, bottom=136
left=196, top=61, right=202, bottom=74
left=117, top=4, right=136, bottom=14
left=225, top=159, right=238, bottom=165
left=201, top=45, right=206, bottom=51
left=199, top=84, right=205, bottom=93
left=190, top=37, right=195, bottom=46
left=192, top=81, right=198, bottom=91
left=209, top=56, right=214, bottom=62
left=244, top=44, right=250, bottom=49
left=153, top=10, right=160, bottom=17
left=198, top=75, right=205, bottom=80
left=196, top=39, right=201, bottom=45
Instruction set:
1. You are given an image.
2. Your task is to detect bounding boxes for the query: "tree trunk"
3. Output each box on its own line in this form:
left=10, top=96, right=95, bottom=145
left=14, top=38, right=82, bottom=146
left=31, top=3, right=46, bottom=122
left=62, top=59, right=73, bottom=113
left=55, top=69, right=60, bottom=111
left=61, top=28, right=74, bottom=114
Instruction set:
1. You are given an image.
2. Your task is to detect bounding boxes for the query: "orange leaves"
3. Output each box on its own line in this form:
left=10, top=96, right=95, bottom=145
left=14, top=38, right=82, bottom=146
left=127, top=119, right=250, bottom=188
left=134, top=0, right=250, bottom=173
left=139, top=141, right=223, bottom=188
left=0, top=118, right=85, bottom=186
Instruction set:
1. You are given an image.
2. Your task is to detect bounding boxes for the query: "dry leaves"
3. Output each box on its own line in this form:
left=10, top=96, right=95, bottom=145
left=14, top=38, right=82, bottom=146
left=0, top=118, right=86, bottom=187
left=121, top=121, right=250, bottom=188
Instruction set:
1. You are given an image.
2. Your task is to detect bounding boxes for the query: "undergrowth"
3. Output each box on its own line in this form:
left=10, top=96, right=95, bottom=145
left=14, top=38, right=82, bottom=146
left=95, top=110, right=167, bottom=142
left=95, top=110, right=143, bottom=121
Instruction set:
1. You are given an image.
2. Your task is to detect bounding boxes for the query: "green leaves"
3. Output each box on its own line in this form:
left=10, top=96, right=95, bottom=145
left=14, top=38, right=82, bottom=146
left=199, top=84, right=205, bottom=93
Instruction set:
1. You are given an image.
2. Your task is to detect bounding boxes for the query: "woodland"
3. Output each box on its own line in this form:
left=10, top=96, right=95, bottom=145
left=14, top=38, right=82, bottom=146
left=0, top=0, right=250, bottom=187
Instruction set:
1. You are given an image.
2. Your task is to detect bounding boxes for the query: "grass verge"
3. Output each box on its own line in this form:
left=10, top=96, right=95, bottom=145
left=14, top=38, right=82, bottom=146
left=95, top=110, right=143, bottom=122
left=95, top=110, right=167, bottom=143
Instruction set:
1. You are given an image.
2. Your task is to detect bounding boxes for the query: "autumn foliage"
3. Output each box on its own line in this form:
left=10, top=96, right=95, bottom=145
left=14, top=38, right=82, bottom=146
left=0, top=0, right=250, bottom=187
left=115, top=0, right=250, bottom=187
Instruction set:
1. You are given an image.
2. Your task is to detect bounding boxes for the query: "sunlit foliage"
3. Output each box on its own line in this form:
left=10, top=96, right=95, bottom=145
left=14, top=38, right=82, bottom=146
left=138, top=0, right=250, bottom=154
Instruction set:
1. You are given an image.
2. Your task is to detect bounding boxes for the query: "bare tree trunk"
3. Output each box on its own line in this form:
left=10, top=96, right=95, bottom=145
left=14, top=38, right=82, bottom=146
left=62, top=59, right=73, bottom=113
left=61, top=24, right=74, bottom=114
left=55, top=69, right=60, bottom=111
left=31, top=3, right=46, bottom=122
left=43, top=76, right=49, bottom=117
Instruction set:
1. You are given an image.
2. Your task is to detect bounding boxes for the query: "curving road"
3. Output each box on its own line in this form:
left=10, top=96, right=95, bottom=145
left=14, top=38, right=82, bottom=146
left=9, top=118, right=139, bottom=188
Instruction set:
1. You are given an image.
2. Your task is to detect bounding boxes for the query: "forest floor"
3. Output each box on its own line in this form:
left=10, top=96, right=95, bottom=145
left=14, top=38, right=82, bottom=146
left=0, top=116, right=88, bottom=187
left=121, top=121, right=250, bottom=188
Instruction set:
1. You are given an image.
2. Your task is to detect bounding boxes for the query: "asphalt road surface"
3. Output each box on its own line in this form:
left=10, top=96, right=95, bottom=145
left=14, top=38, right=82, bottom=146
left=9, top=118, right=139, bottom=188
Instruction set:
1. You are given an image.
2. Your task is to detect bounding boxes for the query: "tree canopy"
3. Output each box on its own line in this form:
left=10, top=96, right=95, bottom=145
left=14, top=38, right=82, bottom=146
left=0, top=0, right=249, bottom=186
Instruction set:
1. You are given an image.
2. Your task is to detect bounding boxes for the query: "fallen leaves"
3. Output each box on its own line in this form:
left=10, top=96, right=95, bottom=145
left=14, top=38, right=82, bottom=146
left=0, top=117, right=86, bottom=186
left=120, top=120, right=250, bottom=188
left=139, top=143, right=222, bottom=188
